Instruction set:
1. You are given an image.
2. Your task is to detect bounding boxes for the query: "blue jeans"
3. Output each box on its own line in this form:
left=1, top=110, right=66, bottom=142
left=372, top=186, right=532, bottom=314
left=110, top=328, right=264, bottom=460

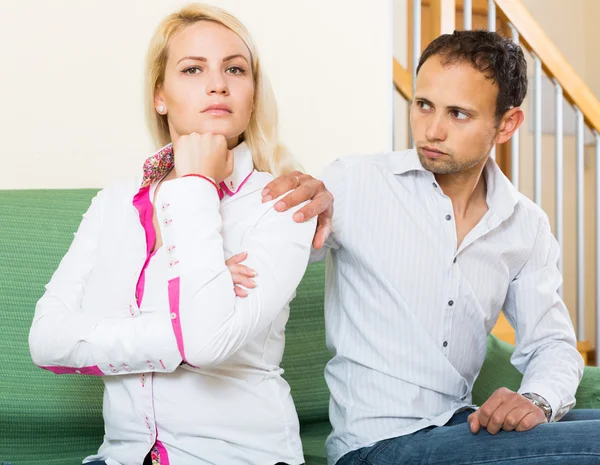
left=337, top=409, right=600, bottom=464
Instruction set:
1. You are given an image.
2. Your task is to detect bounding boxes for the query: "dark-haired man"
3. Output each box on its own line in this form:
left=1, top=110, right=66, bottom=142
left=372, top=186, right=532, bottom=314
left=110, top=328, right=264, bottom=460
left=262, top=30, right=600, bottom=464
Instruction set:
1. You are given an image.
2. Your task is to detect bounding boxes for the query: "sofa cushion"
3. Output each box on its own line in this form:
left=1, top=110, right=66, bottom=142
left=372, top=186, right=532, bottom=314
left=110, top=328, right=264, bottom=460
left=0, top=189, right=105, bottom=465
left=281, top=261, right=331, bottom=424
left=300, top=420, right=331, bottom=465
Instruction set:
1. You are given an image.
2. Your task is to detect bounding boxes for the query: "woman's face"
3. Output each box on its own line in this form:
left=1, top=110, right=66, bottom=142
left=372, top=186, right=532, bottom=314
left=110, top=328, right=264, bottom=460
left=155, top=21, right=254, bottom=148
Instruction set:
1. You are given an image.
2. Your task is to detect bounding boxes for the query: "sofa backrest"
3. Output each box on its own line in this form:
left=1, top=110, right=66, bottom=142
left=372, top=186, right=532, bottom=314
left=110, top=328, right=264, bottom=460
left=0, top=189, right=331, bottom=461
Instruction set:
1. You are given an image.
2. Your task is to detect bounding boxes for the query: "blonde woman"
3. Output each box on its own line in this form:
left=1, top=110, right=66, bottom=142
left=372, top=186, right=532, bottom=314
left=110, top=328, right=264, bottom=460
left=29, top=4, right=319, bottom=464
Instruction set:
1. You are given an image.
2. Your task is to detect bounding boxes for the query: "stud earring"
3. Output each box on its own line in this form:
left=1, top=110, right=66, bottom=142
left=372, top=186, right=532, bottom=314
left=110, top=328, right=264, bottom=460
left=158, top=105, right=165, bottom=114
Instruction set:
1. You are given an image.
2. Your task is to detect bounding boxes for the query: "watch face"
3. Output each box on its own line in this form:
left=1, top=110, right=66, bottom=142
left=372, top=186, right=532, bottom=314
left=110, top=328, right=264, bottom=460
left=524, top=393, right=552, bottom=420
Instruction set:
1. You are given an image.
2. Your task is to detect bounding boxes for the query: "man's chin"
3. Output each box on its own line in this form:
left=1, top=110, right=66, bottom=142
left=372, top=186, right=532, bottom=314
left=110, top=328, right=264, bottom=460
left=418, top=154, right=454, bottom=174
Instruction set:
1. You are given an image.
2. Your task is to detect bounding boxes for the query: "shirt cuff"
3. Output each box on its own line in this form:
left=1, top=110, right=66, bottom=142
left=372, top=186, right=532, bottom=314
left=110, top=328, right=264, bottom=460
left=518, top=382, right=574, bottom=422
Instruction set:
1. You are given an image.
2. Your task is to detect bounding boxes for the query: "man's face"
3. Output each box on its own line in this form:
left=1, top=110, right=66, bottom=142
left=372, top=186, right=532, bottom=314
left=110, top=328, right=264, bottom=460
left=410, top=55, right=500, bottom=175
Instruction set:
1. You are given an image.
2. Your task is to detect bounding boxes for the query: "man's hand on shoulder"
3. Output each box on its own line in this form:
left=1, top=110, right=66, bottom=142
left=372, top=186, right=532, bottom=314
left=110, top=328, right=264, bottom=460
left=261, top=171, right=333, bottom=249
left=468, top=388, right=547, bottom=435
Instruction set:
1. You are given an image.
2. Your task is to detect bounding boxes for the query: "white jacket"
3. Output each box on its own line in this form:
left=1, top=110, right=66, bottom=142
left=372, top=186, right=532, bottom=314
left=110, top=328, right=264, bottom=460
left=29, top=142, right=316, bottom=465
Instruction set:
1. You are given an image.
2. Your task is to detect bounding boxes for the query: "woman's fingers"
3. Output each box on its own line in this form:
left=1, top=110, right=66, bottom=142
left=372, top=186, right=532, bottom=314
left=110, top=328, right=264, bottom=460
left=231, top=273, right=256, bottom=289
left=234, top=286, right=248, bottom=298
left=225, top=252, right=248, bottom=266
left=228, top=264, right=256, bottom=277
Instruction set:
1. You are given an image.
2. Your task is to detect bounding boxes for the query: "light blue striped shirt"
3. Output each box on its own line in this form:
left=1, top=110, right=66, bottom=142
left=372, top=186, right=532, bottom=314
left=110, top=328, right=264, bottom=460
left=312, top=149, right=583, bottom=465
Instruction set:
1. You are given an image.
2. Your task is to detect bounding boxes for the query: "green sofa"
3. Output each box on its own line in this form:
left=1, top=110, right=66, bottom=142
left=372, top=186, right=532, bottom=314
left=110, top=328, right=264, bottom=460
left=1, top=189, right=599, bottom=465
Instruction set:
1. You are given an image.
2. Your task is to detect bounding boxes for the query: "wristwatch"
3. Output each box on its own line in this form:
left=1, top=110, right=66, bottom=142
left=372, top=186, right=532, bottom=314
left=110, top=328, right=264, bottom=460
left=522, top=392, right=552, bottom=422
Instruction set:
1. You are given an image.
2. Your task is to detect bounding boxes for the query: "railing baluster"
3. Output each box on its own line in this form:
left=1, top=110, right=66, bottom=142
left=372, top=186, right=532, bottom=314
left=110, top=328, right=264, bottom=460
left=464, top=0, right=472, bottom=30
left=555, top=80, right=564, bottom=296
left=488, top=0, right=496, bottom=32
left=487, top=0, right=497, bottom=160
left=411, top=0, right=422, bottom=148
left=509, top=23, right=520, bottom=190
left=576, top=107, right=585, bottom=341
left=534, top=54, right=543, bottom=207
left=596, top=131, right=600, bottom=359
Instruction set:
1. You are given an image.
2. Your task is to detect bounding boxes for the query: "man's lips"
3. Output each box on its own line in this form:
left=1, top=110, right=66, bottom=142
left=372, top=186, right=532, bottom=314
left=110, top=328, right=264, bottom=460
left=421, top=146, right=448, bottom=158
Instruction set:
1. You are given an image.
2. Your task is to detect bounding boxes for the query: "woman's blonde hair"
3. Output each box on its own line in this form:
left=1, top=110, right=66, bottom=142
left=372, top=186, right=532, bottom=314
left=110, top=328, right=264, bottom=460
left=144, top=3, right=297, bottom=176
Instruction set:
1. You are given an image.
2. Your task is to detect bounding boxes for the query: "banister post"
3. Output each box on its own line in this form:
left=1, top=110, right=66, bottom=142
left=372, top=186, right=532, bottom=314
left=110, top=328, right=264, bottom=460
left=430, top=0, right=456, bottom=36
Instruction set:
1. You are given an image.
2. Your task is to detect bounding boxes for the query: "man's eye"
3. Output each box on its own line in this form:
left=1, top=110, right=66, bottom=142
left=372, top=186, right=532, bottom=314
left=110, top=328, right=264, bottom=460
left=451, top=110, right=468, bottom=120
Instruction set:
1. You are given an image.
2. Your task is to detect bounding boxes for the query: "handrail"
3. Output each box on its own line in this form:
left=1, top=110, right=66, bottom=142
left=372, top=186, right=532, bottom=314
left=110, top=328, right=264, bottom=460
left=393, top=59, right=413, bottom=101
left=395, top=0, right=600, bottom=134
left=494, top=0, right=600, bottom=134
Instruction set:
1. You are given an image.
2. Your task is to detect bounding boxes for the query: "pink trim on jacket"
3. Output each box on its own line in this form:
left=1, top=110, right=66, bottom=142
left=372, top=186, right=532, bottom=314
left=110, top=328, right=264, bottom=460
left=132, top=186, right=158, bottom=307
left=167, top=277, right=189, bottom=364
left=41, top=365, right=104, bottom=376
left=155, top=440, right=171, bottom=465
left=219, top=171, right=253, bottom=197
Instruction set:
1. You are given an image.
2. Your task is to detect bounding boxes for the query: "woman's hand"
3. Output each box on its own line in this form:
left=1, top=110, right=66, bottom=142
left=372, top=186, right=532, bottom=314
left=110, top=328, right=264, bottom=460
left=226, top=252, right=256, bottom=298
left=173, top=133, right=234, bottom=183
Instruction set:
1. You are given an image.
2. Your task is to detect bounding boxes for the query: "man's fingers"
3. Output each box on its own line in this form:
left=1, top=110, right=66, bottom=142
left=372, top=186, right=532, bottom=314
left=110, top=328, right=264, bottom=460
left=312, top=213, right=332, bottom=249
left=262, top=171, right=305, bottom=202
left=515, top=410, right=546, bottom=432
left=274, top=181, right=317, bottom=212
left=486, top=401, right=518, bottom=435
left=292, top=196, right=329, bottom=222
left=502, top=405, right=531, bottom=432
left=477, top=388, right=511, bottom=428
left=468, top=412, right=481, bottom=434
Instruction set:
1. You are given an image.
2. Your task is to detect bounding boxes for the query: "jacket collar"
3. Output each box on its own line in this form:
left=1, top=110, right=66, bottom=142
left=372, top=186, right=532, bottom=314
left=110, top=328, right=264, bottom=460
left=140, top=140, right=254, bottom=198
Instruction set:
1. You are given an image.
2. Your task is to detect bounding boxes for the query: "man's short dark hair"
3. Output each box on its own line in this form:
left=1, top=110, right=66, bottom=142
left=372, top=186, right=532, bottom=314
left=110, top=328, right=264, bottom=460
left=416, top=30, right=528, bottom=121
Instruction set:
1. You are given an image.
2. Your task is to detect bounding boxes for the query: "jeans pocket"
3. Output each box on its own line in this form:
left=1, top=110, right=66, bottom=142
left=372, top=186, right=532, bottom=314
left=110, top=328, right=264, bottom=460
left=358, top=438, right=394, bottom=464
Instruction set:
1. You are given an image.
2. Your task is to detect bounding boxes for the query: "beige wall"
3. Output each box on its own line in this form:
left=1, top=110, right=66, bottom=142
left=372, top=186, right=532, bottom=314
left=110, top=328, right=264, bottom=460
left=393, top=0, right=600, bottom=348
left=0, top=0, right=393, bottom=189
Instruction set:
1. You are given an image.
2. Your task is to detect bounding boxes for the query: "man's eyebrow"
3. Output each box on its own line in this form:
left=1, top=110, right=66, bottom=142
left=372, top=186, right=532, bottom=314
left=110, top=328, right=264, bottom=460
left=447, top=105, right=479, bottom=115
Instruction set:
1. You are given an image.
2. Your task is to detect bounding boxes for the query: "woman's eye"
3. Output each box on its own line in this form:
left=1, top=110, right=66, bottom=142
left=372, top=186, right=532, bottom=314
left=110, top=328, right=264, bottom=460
left=183, top=66, right=201, bottom=75
left=226, top=66, right=245, bottom=75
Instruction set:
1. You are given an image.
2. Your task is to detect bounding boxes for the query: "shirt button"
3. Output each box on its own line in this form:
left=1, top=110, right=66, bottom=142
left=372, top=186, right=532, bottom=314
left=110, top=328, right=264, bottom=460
left=443, top=341, right=448, bottom=348
left=170, top=312, right=177, bottom=320
left=448, top=300, right=454, bottom=306
left=433, top=182, right=438, bottom=188
left=453, top=257, right=457, bottom=264
left=445, top=214, right=452, bottom=221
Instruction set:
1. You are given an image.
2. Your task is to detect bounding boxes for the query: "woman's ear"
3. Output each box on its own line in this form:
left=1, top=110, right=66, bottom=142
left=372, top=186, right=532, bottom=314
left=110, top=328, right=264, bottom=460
left=154, top=88, right=167, bottom=115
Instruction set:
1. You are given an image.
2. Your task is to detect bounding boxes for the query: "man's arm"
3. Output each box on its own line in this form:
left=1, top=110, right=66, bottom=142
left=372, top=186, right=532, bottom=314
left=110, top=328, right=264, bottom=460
left=504, top=215, right=583, bottom=420
left=469, top=214, right=583, bottom=435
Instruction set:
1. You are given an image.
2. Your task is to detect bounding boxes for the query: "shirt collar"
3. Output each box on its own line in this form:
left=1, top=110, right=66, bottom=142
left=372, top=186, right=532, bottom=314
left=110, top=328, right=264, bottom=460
left=389, top=148, right=428, bottom=175
left=483, top=156, right=520, bottom=222
left=390, top=148, right=520, bottom=221
left=140, top=140, right=254, bottom=198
